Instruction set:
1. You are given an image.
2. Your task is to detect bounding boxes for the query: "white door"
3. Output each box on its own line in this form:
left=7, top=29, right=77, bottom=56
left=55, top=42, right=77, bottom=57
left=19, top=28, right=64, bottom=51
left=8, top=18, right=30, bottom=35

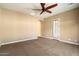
left=53, top=19, right=60, bottom=40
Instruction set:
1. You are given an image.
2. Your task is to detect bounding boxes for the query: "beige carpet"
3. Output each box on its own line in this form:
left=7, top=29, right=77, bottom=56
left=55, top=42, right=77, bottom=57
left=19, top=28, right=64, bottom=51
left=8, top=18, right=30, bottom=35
left=0, top=37, right=79, bottom=56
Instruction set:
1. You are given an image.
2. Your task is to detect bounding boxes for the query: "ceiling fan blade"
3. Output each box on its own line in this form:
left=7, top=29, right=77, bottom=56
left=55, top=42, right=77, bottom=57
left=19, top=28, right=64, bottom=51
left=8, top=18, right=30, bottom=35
left=40, top=11, right=44, bottom=15
left=32, top=9, right=41, bottom=11
left=40, top=3, right=46, bottom=15
left=32, top=9, right=41, bottom=10
left=46, top=10, right=52, bottom=13
left=40, top=3, right=45, bottom=11
left=46, top=3, right=58, bottom=10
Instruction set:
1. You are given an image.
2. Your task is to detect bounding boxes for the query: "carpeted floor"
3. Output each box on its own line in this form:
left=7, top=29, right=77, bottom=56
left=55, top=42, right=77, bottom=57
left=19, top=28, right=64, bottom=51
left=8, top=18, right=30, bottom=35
left=0, top=37, right=79, bottom=56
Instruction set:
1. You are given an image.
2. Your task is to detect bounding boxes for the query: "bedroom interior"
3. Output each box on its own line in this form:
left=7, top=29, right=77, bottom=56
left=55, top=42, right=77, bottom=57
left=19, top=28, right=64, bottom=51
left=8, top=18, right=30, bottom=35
left=0, top=3, right=79, bottom=56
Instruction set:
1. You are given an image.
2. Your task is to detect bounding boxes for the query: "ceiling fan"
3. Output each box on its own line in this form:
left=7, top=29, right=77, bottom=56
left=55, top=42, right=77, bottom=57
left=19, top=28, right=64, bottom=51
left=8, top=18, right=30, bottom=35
left=32, top=3, right=58, bottom=15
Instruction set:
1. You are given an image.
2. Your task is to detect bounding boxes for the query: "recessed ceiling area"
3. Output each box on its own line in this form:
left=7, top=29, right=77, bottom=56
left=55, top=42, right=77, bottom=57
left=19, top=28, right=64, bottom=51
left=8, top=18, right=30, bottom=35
left=0, top=3, right=79, bottom=18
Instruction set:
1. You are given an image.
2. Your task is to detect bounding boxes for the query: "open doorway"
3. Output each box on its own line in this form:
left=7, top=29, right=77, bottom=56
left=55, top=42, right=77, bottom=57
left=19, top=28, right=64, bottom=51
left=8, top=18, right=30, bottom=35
left=53, top=18, right=60, bottom=40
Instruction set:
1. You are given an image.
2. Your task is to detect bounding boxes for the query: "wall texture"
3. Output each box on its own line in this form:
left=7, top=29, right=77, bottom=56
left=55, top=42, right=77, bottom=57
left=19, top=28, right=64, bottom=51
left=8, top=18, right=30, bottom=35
left=0, top=8, right=41, bottom=44
left=41, top=7, right=79, bottom=43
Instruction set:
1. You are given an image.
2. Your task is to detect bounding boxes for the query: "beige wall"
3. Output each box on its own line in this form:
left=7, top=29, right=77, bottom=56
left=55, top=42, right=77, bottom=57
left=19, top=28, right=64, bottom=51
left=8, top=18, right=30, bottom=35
left=0, top=6, right=79, bottom=44
left=41, top=7, right=79, bottom=43
left=0, top=8, right=41, bottom=43
left=41, top=19, right=53, bottom=39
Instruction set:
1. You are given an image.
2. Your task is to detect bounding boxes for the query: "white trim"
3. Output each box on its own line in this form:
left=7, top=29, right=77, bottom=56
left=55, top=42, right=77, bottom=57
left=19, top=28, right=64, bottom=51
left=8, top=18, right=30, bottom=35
left=1, top=36, right=79, bottom=46
left=40, top=37, right=79, bottom=45
left=40, top=36, right=53, bottom=39
left=1, top=36, right=38, bottom=46
left=59, top=39, right=79, bottom=45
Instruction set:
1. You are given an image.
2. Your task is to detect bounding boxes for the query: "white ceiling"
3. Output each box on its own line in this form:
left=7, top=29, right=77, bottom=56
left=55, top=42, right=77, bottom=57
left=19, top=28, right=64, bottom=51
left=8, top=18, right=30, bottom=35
left=0, top=3, right=79, bottom=19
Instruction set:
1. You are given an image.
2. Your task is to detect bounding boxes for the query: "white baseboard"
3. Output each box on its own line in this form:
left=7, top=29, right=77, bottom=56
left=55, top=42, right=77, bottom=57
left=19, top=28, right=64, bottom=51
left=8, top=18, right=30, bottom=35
left=1, top=36, right=79, bottom=46
left=40, top=37, right=79, bottom=45
left=40, top=36, right=53, bottom=39
left=59, top=39, right=79, bottom=45
left=0, top=36, right=38, bottom=46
